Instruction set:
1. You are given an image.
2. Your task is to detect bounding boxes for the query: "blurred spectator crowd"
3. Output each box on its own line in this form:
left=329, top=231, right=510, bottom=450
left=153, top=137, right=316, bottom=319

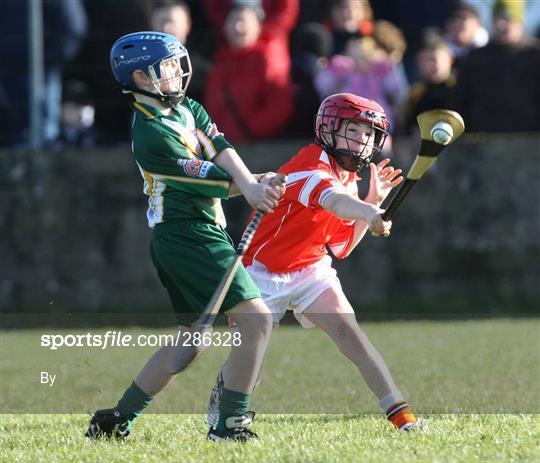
left=1, top=0, right=540, bottom=149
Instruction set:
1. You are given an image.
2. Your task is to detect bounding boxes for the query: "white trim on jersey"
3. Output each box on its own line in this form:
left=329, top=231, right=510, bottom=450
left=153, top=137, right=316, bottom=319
left=319, top=150, right=331, bottom=166
left=286, top=170, right=334, bottom=207
left=285, top=170, right=317, bottom=185
left=252, top=203, right=293, bottom=262
left=196, top=129, right=218, bottom=159
left=136, top=162, right=167, bottom=228
left=329, top=241, right=348, bottom=257
left=143, top=170, right=230, bottom=189
left=161, top=117, right=201, bottom=157
left=299, top=174, right=326, bottom=207
left=175, top=104, right=196, bottom=129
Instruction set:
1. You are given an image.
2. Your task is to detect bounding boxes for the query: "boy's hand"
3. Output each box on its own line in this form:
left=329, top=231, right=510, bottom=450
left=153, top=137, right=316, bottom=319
left=259, top=172, right=287, bottom=196
left=369, top=214, right=392, bottom=237
left=243, top=173, right=287, bottom=212
left=366, top=159, right=403, bottom=205
left=364, top=204, right=392, bottom=237
left=243, top=183, right=277, bottom=212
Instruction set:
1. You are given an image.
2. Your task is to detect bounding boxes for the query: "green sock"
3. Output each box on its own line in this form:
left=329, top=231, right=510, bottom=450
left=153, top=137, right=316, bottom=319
left=116, top=381, right=153, bottom=422
left=215, top=388, right=251, bottom=433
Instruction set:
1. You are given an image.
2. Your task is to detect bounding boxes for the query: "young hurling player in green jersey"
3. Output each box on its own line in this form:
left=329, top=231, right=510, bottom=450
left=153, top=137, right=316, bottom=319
left=86, top=31, right=285, bottom=442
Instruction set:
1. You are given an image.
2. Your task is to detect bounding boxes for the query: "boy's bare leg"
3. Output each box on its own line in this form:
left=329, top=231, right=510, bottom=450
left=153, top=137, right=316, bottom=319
left=87, top=297, right=272, bottom=439
left=134, top=325, right=209, bottom=395
left=132, top=295, right=271, bottom=396
left=303, top=285, right=400, bottom=399
left=223, top=298, right=272, bottom=392
left=303, top=285, right=421, bottom=429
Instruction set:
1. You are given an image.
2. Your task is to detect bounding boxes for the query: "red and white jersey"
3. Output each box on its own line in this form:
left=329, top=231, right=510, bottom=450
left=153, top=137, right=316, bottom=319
left=243, top=144, right=360, bottom=273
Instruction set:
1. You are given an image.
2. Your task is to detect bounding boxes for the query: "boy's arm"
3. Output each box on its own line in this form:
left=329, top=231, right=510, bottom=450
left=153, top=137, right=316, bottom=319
left=325, top=159, right=403, bottom=247
left=323, top=193, right=384, bottom=226
left=214, top=148, right=281, bottom=212
left=228, top=173, right=279, bottom=197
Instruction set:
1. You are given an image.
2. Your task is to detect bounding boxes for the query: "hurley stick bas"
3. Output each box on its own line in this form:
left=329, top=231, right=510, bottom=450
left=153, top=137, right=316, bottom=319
left=382, top=109, right=465, bottom=221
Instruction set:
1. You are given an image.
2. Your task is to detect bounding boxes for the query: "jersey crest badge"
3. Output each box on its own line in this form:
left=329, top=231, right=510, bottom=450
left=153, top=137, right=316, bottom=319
left=177, top=158, right=212, bottom=178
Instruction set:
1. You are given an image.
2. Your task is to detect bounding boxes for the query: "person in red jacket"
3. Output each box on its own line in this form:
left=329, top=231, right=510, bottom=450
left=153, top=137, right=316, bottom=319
left=203, top=0, right=299, bottom=143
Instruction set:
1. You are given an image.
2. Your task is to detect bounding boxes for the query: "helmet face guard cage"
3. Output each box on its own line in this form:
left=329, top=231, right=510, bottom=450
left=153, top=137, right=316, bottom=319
left=314, top=95, right=390, bottom=173
left=146, top=49, right=192, bottom=107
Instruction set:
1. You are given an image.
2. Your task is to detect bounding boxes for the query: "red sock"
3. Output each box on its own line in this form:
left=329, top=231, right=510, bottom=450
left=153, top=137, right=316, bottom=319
left=386, top=401, right=417, bottom=430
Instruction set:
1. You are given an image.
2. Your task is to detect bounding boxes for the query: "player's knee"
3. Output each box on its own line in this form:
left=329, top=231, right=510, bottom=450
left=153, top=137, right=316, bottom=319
left=240, top=310, right=272, bottom=339
left=253, top=306, right=273, bottom=337
left=228, top=299, right=273, bottom=337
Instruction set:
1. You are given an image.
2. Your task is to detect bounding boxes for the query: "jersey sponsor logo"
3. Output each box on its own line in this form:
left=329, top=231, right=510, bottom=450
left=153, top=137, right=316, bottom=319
left=177, top=158, right=212, bottom=178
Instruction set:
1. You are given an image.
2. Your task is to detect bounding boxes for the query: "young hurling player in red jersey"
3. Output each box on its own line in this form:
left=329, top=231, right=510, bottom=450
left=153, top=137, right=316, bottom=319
left=209, top=93, right=424, bottom=431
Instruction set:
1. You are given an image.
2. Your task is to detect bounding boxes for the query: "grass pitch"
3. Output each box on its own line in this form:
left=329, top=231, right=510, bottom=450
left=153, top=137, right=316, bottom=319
left=1, top=414, right=538, bottom=463
left=1, top=318, right=539, bottom=462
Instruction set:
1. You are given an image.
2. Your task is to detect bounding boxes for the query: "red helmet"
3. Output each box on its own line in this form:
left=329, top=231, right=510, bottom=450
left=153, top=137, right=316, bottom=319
left=314, top=93, right=390, bottom=172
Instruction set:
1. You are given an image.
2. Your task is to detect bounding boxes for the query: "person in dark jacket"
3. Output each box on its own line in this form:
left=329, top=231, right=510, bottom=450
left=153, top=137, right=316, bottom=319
left=443, top=0, right=488, bottom=71
left=454, top=0, right=540, bottom=133
left=404, top=29, right=456, bottom=133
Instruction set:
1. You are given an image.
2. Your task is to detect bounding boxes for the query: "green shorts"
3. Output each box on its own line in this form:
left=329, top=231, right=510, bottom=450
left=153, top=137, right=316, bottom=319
left=150, top=221, right=261, bottom=326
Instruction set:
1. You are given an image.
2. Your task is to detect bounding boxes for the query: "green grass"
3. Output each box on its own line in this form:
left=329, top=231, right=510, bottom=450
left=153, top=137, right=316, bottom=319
left=1, top=414, right=538, bottom=462
left=1, top=319, right=539, bottom=461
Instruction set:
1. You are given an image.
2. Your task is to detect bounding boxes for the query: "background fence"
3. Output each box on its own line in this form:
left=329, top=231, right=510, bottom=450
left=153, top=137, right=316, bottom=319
left=2, top=133, right=539, bottom=318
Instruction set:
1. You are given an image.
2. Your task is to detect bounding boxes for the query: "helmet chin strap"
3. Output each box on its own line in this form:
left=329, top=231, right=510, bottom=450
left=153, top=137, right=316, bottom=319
left=122, top=85, right=184, bottom=108
left=327, top=145, right=372, bottom=174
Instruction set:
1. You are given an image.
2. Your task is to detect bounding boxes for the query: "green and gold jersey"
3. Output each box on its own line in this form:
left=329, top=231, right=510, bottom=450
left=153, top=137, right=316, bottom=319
left=130, top=98, right=234, bottom=228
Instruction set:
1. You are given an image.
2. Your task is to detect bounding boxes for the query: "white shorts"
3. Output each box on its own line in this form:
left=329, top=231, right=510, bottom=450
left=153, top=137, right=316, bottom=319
left=246, top=255, right=351, bottom=329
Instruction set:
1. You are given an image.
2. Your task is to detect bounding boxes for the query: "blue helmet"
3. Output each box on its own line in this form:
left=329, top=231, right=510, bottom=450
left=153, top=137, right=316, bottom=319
left=110, top=31, right=192, bottom=107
